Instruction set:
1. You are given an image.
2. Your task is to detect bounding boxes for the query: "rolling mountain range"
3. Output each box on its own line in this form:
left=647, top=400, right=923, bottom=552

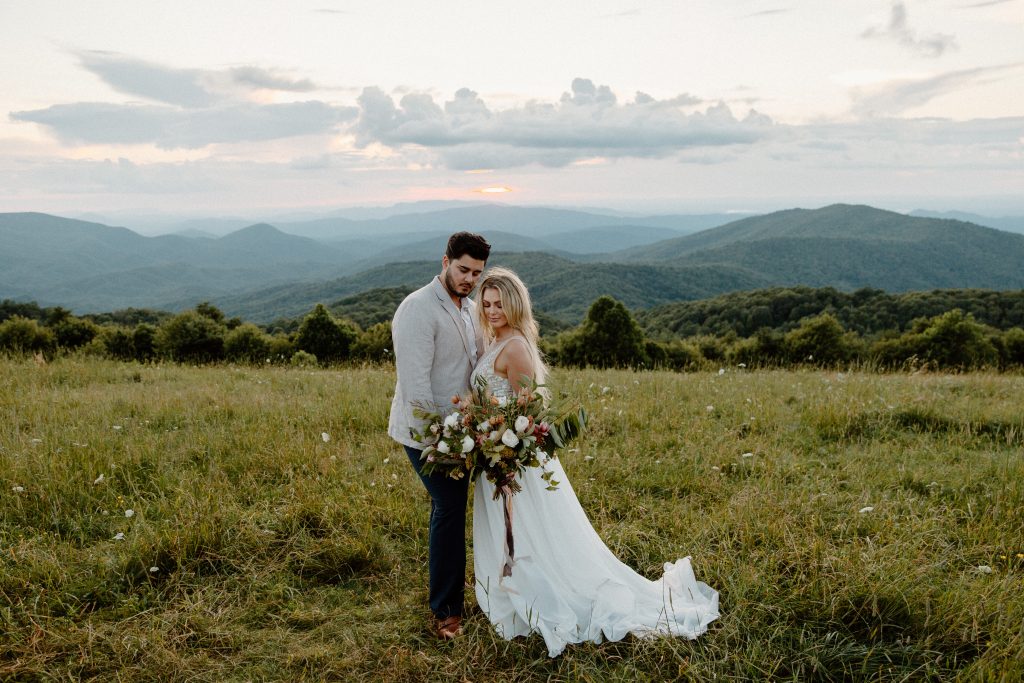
left=3, top=204, right=1023, bottom=322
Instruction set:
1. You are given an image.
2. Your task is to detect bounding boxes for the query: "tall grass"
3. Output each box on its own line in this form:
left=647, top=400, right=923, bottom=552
left=1, top=358, right=1022, bottom=681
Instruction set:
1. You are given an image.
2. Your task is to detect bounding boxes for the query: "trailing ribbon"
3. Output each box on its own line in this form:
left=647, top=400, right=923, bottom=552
left=500, top=486, right=515, bottom=578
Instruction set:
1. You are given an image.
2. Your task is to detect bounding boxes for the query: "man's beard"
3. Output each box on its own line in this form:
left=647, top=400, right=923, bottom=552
left=444, top=270, right=470, bottom=298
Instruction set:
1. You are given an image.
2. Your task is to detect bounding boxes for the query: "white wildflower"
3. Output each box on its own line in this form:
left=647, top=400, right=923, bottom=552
left=112, top=425, right=122, bottom=431
left=94, top=474, right=105, bottom=485
left=741, top=452, right=754, bottom=458
left=321, top=432, right=330, bottom=443
left=30, top=438, right=42, bottom=444
left=12, top=485, right=25, bottom=493
left=112, top=532, right=125, bottom=541
left=706, top=405, right=715, bottom=412
left=738, top=363, right=747, bottom=368
left=584, top=455, right=594, bottom=461
left=601, top=386, right=610, bottom=394
left=859, top=506, right=874, bottom=514
left=976, top=565, right=993, bottom=574
left=501, top=430, right=520, bottom=448
left=383, top=457, right=390, bottom=464
left=718, top=368, right=725, bottom=375
left=124, top=509, right=134, bottom=518
left=149, top=566, right=159, bottom=573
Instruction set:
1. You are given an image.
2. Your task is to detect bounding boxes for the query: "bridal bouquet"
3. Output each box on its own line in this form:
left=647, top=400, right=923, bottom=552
left=411, top=376, right=587, bottom=498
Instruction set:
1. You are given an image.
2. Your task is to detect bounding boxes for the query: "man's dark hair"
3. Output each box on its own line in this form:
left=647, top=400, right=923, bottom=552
left=445, top=231, right=491, bottom=262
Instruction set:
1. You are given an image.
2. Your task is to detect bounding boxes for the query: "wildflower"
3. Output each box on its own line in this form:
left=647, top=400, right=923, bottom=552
left=124, top=509, right=135, bottom=518
left=443, top=413, right=460, bottom=429
left=94, top=474, right=105, bottom=485
left=391, top=473, right=398, bottom=480
left=112, top=425, right=123, bottom=430
left=501, top=430, right=520, bottom=448
left=436, top=440, right=451, bottom=454
left=149, top=566, right=159, bottom=573
left=383, top=457, right=390, bottom=464
left=601, top=386, right=610, bottom=395
left=477, top=420, right=490, bottom=432
left=859, top=506, right=874, bottom=514
left=461, top=435, right=474, bottom=453
left=584, top=455, right=594, bottom=462
left=30, top=438, right=42, bottom=444
left=711, top=466, right=720, bottom=471
left=113, top=532, right=125, bottom=541
left=706, top=405, right=714, bottom=412
left=738, top=363, right=747, bottom=368
left=718, top=368, right=725, bottom=375
left=514, top=415, right=530, bottom=433
left=12, top=485, right=24, bottom=493
left=975, top=565, right=993, bottom=574
left=321, top=432, right=330, bottom=443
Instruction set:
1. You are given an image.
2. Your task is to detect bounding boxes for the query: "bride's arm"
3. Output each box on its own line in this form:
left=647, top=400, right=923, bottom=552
left=496, top=339, right=536, bottom=393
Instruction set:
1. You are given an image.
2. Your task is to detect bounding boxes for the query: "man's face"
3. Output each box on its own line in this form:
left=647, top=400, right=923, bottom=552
left=442, top=254, right=486, bottom=298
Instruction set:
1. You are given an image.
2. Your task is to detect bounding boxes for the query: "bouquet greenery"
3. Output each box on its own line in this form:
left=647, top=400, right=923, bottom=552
left=411, top=376, right=587, bottom=498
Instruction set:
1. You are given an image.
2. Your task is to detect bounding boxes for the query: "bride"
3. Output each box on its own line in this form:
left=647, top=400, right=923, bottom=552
left=470, top=267, right=720, bottom=658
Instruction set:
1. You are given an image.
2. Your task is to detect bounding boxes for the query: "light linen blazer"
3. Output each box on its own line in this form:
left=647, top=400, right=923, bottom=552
left=388, top=276, right=483, bottom=448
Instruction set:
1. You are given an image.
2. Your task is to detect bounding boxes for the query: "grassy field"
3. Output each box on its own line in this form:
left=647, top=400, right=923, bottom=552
left=1, top=357, right=1022, bottom=681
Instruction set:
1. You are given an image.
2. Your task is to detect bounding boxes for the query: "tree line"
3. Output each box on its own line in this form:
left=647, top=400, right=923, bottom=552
left=3, top=287, right=1024, bottom=371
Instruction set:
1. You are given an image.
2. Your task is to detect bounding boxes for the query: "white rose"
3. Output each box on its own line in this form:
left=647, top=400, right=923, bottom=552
left=461, top=435, right=474, bottom=453
left=443, top=413, right=460, bottom=429
left=477, top=420, right=490, bottom=432
left=514, top=415, right=530, bottom=433
left=501, top=430, right=520, bottom=448
left=436, top=440, right=451, bottom=454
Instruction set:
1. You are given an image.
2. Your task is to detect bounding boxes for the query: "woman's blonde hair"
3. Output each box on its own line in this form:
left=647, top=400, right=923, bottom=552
left=476, top=267, right=547, bottom=385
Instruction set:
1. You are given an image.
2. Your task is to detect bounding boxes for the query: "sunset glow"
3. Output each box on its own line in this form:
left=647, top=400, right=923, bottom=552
left=476, top=186, right=513, bottom=194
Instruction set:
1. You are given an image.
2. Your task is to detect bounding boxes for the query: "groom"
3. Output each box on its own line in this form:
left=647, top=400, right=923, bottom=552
left=389, top=231, right=491, bottom=639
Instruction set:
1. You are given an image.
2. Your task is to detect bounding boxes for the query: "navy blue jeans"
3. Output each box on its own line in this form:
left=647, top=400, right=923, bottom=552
left=404, top=445, right=469, bottom=619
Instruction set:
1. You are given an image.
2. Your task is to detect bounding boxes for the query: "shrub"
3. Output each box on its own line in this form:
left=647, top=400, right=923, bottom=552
left=132, top=324, right=157, bottom=362
left=224, top=324, right=272, bottom=364
left=290, top=350, right=318, bottom=367
left=351, top=322, right=393, bottom=362
left=99, top=326, right=136, bottom=361
left=784, top=313, right=858, bottom=367
left=0, top=316, right=55, bottom=354
left=156, top=311, right=226, bottom=363
left=295, top=304, right=358, bottom=365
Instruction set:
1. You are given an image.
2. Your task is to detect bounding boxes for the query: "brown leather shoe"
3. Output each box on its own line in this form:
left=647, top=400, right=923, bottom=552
left=436, top=615, right=462, bottom=639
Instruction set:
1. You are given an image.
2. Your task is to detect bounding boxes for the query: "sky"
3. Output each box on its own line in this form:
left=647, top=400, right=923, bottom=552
left=1, top=0, right=1022, bottom=219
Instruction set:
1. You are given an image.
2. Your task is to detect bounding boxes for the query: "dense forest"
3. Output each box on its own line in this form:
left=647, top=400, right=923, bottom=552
left=3, top=285, right=1023, bottom=372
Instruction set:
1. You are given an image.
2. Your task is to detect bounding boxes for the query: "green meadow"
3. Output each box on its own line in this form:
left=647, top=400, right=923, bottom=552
left=1, top=358, right=1022, bottom=681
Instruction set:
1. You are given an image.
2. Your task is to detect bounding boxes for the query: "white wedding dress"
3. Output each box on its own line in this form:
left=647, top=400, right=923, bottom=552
left=471, top=337, right=720, bottom=657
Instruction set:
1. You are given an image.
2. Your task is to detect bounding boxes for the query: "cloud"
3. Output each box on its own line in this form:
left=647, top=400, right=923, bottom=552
left=75, top=51, right=321, bottom=106
left=742, top=8, right=789, bottom=19
left=861, top=2, right=957, bottom=58
left=351, top=79, right=772, bottom=168
left=11, top=101, right=357, bottom=149
left=78, top=51, right=218, bottom=107
left=849, top=63, right=1022, bottom=117
left=960, top=0, right=1015, bottom=6
left=227, top=67, right=317, bottom=92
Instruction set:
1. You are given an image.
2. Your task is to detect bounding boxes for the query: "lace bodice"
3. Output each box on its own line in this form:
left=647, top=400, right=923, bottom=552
left=471, top=336, right=523, bottom=400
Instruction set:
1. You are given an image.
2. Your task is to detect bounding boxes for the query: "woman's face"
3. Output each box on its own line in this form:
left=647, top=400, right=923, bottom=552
left=481, top=287, right=508, bottom=331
